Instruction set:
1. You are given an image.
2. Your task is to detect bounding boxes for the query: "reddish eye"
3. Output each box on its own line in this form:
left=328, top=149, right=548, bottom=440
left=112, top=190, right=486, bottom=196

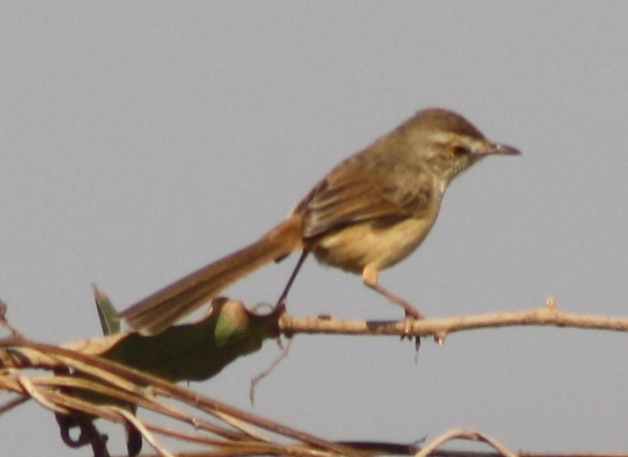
left=453, top=145, right=469, bottom=157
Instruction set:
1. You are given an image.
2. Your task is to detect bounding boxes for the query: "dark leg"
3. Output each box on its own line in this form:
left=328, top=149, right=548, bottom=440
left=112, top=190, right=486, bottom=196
left=275, top=250, right=310, bottom=308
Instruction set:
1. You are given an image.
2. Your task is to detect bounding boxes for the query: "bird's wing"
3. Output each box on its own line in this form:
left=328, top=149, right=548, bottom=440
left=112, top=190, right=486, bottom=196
left=296, top=156, right=435, bottom=238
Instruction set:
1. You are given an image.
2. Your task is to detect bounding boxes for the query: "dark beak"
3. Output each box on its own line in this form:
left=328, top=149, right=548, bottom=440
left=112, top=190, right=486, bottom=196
left=484, top=143, right=521, bottom=156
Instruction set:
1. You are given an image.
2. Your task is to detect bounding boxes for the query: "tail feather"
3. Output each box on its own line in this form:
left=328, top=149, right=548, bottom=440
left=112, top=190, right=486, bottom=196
left=119, top=216, right=303, bottom=335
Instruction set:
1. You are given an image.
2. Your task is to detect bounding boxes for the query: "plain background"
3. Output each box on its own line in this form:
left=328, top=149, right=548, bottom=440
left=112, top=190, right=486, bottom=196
left=2, top=2, right=628, bottom=455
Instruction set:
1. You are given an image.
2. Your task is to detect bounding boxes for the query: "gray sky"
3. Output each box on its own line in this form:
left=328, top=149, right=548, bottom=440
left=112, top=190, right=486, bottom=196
left=2, top=2, right=628, bottom=455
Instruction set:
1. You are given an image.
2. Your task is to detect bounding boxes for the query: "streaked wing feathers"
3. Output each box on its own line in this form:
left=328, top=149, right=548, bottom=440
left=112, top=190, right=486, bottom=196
left=299, top=160, right=433, bottom=238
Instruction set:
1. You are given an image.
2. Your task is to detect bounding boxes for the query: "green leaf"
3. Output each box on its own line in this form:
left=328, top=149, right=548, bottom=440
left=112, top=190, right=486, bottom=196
left=92, top=284, right=120, bottom=335
left=101, top=298, right=281, bottom=382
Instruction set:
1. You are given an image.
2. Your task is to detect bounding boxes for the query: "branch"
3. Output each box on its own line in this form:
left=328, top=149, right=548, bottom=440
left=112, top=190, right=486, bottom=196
left=2, top=296, right=628, bottom=456
left=279, top=298, right=628, bottom=342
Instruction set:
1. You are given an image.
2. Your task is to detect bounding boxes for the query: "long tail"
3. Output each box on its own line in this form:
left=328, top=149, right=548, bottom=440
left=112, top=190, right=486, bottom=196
left=119, top=216, right=303, bottom=335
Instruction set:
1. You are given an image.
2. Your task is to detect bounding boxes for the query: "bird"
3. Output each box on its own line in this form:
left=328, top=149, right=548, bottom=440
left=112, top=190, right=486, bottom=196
left=119, top=108, right=520, bottom=335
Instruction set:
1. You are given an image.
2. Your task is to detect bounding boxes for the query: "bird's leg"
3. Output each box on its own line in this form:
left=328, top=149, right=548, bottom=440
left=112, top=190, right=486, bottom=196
left=363, top=265, right=423, bottom=348
left=275, top=250, right=310, bottom=310
left=362, top=265, right=424, bottom=319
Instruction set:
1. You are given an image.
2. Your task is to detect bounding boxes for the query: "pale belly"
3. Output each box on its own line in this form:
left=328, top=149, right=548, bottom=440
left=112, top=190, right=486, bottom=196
left=311, top=215, right=437, bottom=274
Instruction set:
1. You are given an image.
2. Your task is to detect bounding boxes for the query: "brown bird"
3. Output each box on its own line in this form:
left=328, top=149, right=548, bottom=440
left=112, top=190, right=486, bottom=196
left=120, top=108, right=520, bottom=335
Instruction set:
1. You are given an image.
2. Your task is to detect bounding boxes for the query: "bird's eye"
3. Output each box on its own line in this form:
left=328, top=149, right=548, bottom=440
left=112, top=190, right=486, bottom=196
left=452, top=145, right=469, bottom=157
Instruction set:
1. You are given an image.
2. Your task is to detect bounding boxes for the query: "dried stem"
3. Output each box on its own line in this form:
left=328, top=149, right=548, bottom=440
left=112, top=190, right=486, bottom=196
left=280, top=298, right=628, bottom=342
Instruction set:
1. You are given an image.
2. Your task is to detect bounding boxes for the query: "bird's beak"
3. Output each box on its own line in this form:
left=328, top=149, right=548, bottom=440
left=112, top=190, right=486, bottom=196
left=482, top=143, right=521, bottom=156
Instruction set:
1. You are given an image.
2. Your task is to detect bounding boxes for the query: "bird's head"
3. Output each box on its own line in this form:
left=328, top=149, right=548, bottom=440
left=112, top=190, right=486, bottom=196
left=403, top=108, right=521, bottom=182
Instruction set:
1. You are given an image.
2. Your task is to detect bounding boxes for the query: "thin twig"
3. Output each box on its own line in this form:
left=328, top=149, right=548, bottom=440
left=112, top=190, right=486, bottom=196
left=415, top=428, right=517, bottom=457
left=280, top=298, right=628, bottom=341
